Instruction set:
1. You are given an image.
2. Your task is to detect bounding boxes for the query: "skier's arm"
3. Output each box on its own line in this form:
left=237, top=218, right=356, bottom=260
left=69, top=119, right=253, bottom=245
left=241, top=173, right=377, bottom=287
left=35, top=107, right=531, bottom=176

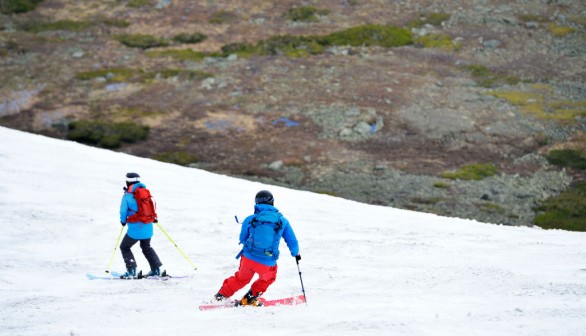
left=281, top=218, right=299, bottom=257
left=119, top=195, right=129, bottom=223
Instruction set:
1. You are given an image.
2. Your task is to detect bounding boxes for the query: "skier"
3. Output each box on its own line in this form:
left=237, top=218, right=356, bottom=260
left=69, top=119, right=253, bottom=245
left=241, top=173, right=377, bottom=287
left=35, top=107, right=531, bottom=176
left=214, top=190, right=301, bottom=306
left=119, top=172, right=163, bottom=279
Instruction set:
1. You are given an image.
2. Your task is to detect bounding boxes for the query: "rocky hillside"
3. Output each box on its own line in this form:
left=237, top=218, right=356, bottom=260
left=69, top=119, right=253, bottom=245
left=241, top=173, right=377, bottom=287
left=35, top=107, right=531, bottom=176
left=1, top=0, right=585, bottom=228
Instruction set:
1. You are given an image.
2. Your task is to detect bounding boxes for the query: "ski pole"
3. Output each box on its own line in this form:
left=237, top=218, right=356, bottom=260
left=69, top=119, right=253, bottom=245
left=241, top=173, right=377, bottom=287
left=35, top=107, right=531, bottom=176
left=296, top=257, right=307, bottom=305
left=105, top=226, right=125, bottom=273
left=155, top=221, right=198, bottom=270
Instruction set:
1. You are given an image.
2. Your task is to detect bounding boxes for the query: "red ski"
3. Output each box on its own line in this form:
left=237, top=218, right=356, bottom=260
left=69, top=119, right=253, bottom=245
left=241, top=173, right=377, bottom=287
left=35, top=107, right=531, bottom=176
left=258, top=294, right=305, bottom=307
left=198, top=294, right=305, bottom=311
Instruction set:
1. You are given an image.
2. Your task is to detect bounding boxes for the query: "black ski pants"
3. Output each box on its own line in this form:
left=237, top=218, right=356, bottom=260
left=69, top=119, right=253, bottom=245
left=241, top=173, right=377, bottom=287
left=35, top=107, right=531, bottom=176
left=120, top=234, right=162, bottom=271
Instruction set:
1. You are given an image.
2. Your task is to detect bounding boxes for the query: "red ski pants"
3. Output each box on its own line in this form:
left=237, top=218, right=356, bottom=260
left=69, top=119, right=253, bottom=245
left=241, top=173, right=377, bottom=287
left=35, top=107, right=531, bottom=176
left=219, top=255, right=278, bottom=298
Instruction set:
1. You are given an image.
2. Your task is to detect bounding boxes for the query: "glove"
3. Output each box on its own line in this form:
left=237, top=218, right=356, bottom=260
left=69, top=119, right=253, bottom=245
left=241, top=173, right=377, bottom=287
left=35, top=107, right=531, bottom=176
left=121, top=221, right=126, bottom=227
left=295, top=254, right=301, bottom=262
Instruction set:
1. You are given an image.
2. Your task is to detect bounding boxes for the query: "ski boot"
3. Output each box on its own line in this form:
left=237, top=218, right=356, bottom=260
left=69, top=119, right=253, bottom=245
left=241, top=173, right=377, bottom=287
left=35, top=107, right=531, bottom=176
left=120, top=268, right=137, bottom=279
left=239, top=289, right=263, bottom=307
left=145, top=268, right=161, bottom=278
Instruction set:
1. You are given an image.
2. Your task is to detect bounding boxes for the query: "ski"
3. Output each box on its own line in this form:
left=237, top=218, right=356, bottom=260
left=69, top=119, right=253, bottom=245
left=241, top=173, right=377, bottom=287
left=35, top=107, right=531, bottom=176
left=259, top=294, right=306, bottom=307
left=86, top=270, right=189, bottom=281
left=86, top=273, right=148, bottom=281
left=198, top=300, right=240, bottom=310
left=86, top=271, right=165, bottom=281
left=114, top=270, right=190, bottom=279
left=198, top=294, right=306, bottom=311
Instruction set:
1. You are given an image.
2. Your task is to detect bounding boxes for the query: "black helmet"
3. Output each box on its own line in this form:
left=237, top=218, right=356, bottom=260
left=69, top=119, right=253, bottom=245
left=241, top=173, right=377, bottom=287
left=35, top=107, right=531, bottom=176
left=125, top=172, right=140, bottom=186
left=255, top=190, right=274, bottom=205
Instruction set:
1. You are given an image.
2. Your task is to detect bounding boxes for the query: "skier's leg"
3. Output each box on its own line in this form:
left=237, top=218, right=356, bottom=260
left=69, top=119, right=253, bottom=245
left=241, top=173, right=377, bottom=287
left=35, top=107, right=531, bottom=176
left=120, top=234, right=138, bottom=271
left=139, top=238, right=162, bottom=270
left=250, top=263, right=278, bottom=297
left=218, top=256, right=256, bottom=297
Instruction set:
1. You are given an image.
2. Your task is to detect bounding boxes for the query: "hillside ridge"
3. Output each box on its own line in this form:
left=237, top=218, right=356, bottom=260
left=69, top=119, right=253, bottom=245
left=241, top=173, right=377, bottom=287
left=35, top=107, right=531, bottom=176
left=1, top=0, right=585, bottom=227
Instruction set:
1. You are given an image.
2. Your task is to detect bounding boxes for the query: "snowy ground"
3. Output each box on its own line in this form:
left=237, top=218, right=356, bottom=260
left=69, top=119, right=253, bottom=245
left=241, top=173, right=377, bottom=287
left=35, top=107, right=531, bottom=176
left=0, top=126, right=585, bottom=336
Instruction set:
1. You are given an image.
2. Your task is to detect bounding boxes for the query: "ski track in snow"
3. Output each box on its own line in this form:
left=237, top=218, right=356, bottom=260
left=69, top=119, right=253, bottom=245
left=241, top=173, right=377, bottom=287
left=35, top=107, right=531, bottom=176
left=0, top=126, right=585, bottom=336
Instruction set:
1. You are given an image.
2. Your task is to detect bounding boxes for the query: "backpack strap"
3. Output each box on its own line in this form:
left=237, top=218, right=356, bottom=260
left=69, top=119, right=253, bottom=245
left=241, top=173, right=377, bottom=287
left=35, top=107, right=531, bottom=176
left=127, top=184, right=138, bottom=193
left=235, top=249, right=244, bottom=260
left=125, top=184, right=141, bottom=222
left=251, top=213, right=282, bottom=232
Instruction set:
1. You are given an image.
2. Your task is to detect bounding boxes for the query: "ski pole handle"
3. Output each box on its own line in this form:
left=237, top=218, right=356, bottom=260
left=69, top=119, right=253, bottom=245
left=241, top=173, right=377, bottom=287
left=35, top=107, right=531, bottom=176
left=105, top=226, right=125, bottom=273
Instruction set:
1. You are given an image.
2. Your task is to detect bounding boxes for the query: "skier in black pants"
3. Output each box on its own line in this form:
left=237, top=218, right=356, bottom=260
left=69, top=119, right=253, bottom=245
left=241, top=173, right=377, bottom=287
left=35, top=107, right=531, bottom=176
left=119, top=172, right=162, bottom=279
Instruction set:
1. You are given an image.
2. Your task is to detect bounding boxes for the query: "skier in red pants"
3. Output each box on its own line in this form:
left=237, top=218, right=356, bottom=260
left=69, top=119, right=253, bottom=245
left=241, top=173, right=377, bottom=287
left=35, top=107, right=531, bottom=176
left=215, top=190, right=300, bottom=306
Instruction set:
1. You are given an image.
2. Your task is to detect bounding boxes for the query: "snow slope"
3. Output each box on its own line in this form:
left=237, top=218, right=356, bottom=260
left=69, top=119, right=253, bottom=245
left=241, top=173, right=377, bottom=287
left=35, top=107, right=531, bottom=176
left=0, top=126, right=585, bottom=336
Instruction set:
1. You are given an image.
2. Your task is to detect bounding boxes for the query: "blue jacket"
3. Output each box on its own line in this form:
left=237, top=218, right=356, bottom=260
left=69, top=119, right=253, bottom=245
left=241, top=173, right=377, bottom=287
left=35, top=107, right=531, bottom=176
left=239, top=203, right=299, bottom=266
left=120, top=182, right=153, bottom=240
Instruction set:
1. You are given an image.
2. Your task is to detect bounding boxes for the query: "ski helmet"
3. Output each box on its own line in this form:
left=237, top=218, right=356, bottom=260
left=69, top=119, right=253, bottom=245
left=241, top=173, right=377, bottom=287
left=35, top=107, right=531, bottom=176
left=255, top=190, right=274, bottom=205
left=125, top=172, right=140, bottom=186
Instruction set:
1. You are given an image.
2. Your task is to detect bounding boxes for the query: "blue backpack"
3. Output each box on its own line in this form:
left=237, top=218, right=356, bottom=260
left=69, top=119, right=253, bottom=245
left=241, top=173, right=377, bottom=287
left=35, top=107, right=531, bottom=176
left=244, top=210, right=284, bottom=260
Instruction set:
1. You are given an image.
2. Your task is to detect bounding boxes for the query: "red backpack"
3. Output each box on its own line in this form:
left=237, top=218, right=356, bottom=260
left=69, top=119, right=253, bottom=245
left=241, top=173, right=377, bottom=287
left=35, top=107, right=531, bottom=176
left=127, top=186, right=158, bottom=223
